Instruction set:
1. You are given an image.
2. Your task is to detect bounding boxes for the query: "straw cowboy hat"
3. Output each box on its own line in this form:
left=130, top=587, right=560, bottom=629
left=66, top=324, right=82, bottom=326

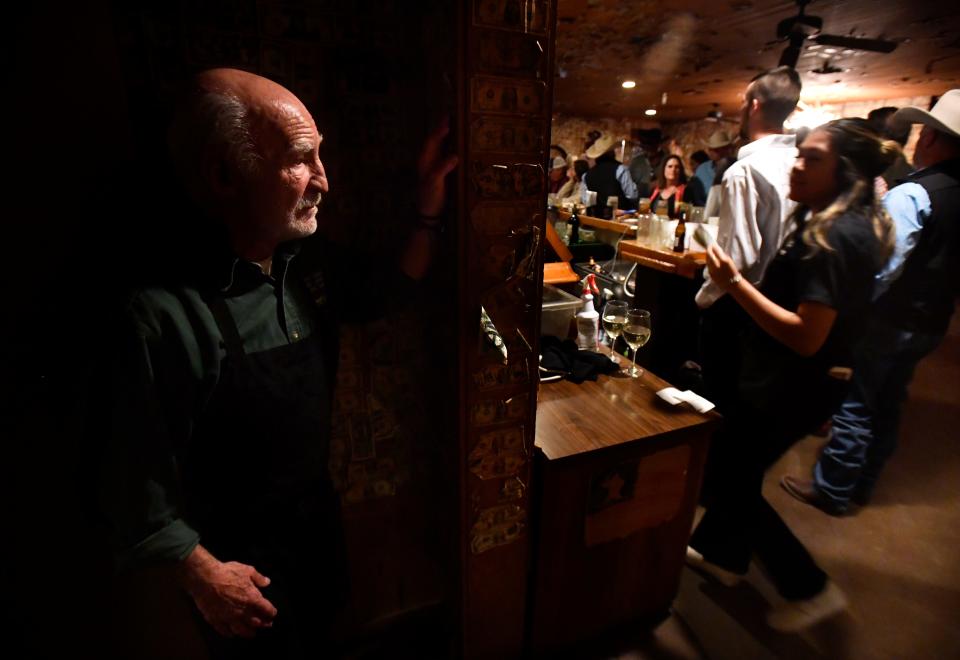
left=585, top=133, right=616, bottom=159
left=892, top=89, right=960, bottom=138
left=705, top=129, right=734, bottom=149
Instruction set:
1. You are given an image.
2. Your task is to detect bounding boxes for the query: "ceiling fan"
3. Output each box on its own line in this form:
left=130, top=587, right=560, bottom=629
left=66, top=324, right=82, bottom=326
left=704, top=103, right=739, bottom=123
left=777, top=0, right=898, bottom=69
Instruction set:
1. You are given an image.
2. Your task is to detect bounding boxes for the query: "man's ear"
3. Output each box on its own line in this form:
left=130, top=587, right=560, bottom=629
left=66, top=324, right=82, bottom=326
left=202, top=150, right=240, bottom=199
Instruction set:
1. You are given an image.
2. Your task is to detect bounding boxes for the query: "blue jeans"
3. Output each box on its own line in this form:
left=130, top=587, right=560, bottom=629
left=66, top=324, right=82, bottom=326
left=814, top=320, right=943, bottom=510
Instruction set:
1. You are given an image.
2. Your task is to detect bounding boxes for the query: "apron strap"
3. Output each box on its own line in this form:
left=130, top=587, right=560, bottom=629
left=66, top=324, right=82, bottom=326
left=207, top=295, right=247, bottom=360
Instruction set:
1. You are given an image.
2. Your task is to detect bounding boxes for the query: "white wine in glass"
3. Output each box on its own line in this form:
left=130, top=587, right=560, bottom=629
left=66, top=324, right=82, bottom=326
left=623, top=309, right=652, bottom=378
left=601, top=300, right=628, bottom=365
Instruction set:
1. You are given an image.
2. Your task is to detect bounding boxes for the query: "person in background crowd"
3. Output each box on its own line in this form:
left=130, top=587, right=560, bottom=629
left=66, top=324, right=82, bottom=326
left=782, top=90, right=960, bottom=515
left=582, top=129, right=603, bottom=164
left=560, top=159, right=590, bottom=204
left=866, top=106, right=914, bottom=192
left=695, top=66, right=802, bottom=415
left=688, top=118, right=899, bottom=632
left=557, top=159, right=588, bottom=203
left=629, top=143, right=655, bottom=198
left=582, top=133, right=638, bottom=211
left=548, top=156, right=568, bottom=194
left=550, top=143, right=568, bottom=165
left=648, top=154, right=688, bottom=217
left=685, top=150, right=710, bottom=206
left=701, top=130, right=738, bottom=218
left=690, top=149, right=710, bottom=171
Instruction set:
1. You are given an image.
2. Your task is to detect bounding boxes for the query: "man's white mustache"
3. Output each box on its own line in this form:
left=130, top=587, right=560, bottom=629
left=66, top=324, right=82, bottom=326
left=296, top=192, right=322, bottom=211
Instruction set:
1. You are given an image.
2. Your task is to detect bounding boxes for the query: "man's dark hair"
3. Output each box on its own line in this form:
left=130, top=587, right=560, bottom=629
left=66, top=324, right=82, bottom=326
left=748, top=65, right=802, bottom=128
left=867, top=106, right=911, bottom=146
left=690, top=150, right=709, bottom=166
left=573, top=159, right=590, bottom=178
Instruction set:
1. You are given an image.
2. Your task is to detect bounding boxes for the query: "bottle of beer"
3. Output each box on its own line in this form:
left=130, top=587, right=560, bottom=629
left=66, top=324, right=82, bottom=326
left=673, top=210, right=686, bottom=253
left=569, top=212, right=580, bottom=244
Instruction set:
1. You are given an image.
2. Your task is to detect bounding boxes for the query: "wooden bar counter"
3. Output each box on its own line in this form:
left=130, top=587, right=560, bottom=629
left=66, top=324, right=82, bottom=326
left=618, top=239, right=706, bottom=280
left=529, top=351, right=719, bottom=652
left=557, top=208, right=637, bottom=238
left=555, top=209, right=706, bottom=279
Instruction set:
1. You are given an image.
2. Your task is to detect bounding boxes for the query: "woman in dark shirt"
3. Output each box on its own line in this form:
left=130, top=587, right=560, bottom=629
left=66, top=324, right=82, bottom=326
left=686, top=119, right=898, bottom=632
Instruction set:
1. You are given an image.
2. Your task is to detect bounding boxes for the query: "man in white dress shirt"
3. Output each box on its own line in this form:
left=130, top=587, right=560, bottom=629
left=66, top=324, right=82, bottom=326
left=696, top=66, right=801, bottom=416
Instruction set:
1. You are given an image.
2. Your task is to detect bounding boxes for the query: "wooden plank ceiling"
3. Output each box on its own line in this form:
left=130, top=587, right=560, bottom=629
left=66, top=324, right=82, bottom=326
left=554, top=0, right=960, bottom=121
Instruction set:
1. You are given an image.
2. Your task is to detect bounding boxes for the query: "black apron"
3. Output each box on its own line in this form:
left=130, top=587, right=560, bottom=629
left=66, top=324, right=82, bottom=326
left=181, top=293, right=347, bottom=659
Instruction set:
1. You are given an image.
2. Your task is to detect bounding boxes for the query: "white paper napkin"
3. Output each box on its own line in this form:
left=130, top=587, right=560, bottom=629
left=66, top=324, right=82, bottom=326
left=656, top=387, right=716, bottom=413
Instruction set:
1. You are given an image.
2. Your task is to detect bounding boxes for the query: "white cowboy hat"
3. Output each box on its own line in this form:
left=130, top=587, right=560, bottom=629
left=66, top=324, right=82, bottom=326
left=585, top=133, right=616, bottom=159
left=892, top=89, right=960, bottom=139
left=705, top=130, right=734, bottom=149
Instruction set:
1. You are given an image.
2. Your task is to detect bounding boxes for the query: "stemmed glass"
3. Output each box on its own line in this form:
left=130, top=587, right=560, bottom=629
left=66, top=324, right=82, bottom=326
left=623, top=309, right=652, bottom=378
left=601, top=300, right=628, bottom=366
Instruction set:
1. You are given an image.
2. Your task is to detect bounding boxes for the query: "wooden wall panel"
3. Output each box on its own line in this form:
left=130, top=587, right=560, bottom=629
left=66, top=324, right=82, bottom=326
left=458, top=1, right=558, bottom=657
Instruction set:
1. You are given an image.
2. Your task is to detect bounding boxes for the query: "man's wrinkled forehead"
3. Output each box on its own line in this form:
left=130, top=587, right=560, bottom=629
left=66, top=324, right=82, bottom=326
left=248, top=100, right=319, bottom=160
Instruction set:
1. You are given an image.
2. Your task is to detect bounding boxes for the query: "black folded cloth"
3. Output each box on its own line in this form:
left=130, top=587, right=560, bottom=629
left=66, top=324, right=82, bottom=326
left=540, top=336, right=619, bottom=384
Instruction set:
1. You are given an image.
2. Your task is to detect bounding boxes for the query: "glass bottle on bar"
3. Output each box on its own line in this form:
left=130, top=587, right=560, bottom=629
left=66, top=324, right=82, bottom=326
left=569, top=211, right=580, bottom=244
left=673, top=204, right=687, bottom=253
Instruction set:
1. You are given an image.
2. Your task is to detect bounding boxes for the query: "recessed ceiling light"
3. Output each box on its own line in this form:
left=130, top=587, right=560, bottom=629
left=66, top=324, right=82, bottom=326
left=645, top=108, right=657, bottom=116
left=823, top=48, right=838, bottom=54
left=622, top=80, right=636, bottom=89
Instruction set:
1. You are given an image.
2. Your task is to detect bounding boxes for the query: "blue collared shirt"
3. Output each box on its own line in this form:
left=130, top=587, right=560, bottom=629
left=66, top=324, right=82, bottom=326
left=693, top=160, right=715, bottom=196
left=875, top=181, right=932, bottom=298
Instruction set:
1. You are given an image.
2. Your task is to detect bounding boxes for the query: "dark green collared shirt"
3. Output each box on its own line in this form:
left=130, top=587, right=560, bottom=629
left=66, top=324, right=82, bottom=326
left=103, top=244, right=326, bottom=567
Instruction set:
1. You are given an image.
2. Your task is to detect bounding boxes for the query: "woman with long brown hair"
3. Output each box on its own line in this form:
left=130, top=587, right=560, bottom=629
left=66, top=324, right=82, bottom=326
left=647, top=154, right=688, bottom=217
left=686, top=118, right=899, bottom=632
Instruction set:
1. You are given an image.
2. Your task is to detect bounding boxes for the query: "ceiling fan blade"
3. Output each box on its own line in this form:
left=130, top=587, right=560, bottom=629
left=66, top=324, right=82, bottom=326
left=814, top=34, right=897, bottom=53
left=780, top=44, right=802, bottom=68
left=776, top=14, right=822, bottom=40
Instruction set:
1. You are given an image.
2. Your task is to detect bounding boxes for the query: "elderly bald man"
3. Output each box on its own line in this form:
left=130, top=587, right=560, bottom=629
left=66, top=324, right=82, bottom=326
left=101, top=68, right=457, bottom=658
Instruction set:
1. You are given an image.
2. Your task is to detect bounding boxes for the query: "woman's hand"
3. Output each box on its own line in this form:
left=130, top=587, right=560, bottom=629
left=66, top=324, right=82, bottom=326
left=706, top=243, right=742, bottom=292
left=704, top=242, right=837, bottom=356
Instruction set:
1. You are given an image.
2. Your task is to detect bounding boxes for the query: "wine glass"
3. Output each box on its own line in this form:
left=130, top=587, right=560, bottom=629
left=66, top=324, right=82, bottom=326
left=601, top=300, right=628, bottom=366
left=623, top=309, right=652, bottom=378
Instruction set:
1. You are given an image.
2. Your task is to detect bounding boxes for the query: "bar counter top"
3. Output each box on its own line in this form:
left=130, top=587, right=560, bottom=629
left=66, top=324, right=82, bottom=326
left=617, top=238, right=705, bottom=279
left=535, top=347, right=719, bottom=461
